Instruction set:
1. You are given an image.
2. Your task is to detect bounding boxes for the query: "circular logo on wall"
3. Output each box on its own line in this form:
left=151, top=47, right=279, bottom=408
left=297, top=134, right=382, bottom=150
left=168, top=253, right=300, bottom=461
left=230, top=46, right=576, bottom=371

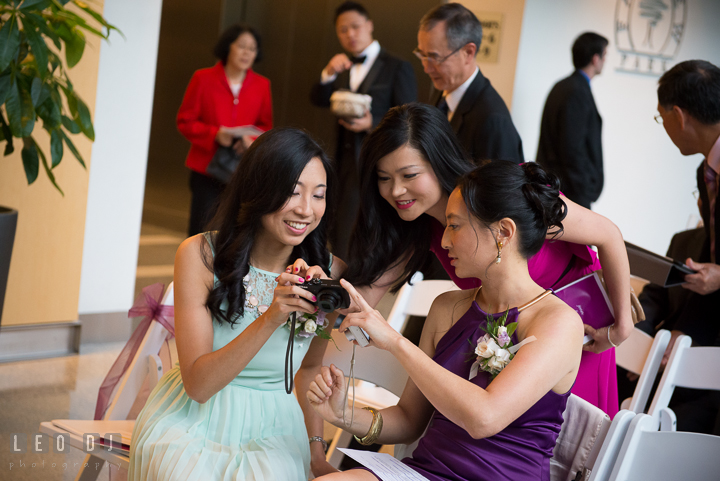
left=615, top=0, right=687, bottom=76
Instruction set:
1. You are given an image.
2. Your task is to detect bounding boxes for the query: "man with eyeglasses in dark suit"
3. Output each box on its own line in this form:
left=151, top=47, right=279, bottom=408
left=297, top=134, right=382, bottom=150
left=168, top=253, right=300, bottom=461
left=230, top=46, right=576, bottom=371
left=416, top=3, right=524, bottom=164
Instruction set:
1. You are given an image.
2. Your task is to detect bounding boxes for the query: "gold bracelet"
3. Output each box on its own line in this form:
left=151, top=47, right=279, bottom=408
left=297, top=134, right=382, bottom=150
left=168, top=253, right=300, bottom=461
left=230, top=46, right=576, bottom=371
left=354, top=406, right=383, bottom=446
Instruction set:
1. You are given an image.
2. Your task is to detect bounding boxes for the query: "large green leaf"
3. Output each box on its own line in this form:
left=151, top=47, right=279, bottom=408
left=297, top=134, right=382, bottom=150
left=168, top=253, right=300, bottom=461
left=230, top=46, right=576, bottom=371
left=23, top=21, right=48, bottom=77
left=0, top=15, right=21, bottom=72
left=18, top=82, right=35, bottom=136
left=61, top=114, right=80, bottom=133
left=21, top=137, right=39, bottom=184
left=60, top=129, right=85, bottom=168
left=74, top=95, right=93, bottom=140
left=4, top=80, right=23, bottom=136
left=0, top=73, right=11, bottom=105
left=30, top=76, right=42, bottom=106
left=37, top=141, right=63, bottom=194
left=19, top=0, right=52, bottom=9
left=50, top=128, right=63, bottom=167
left=38, top=96, right=61, bottom=128
left=55, top=22, right=86, bottom=68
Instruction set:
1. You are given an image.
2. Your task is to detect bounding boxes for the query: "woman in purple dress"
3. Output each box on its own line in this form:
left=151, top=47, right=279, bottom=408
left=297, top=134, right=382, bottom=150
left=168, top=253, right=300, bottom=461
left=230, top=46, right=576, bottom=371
left=308, top=161, right=585, bottom=481
left=337, top=103, right=630, bottom=416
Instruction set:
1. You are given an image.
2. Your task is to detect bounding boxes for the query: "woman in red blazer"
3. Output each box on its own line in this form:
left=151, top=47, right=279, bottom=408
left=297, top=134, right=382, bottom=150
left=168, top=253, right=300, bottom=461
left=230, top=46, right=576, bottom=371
left=178, top=24, right=273, bottom=236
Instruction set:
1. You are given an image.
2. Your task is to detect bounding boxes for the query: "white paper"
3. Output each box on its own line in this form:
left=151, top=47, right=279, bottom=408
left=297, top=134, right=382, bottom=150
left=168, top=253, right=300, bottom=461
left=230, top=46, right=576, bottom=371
left=223, top=125, right=264, bottom=138
left=338, top=449, right=430, bottom=481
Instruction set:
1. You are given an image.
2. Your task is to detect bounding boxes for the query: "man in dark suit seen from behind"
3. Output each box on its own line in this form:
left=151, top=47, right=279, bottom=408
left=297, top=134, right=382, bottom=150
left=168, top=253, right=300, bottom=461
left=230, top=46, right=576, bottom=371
left=310, top=1, right=417, bottom=259
left=417, top=3, right=524, bottom=164
left=537, top=32, right=608, bottom=209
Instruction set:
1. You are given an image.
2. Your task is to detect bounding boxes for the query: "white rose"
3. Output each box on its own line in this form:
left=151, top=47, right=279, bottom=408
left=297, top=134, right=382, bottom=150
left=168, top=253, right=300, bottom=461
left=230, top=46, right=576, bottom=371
left=475, top=335, right=498, bottom=359
left=487, top=355, right=507, bottom=371
left=498, top=326, right=507, bottom=336
left=304, top=320, right=317, bottom=333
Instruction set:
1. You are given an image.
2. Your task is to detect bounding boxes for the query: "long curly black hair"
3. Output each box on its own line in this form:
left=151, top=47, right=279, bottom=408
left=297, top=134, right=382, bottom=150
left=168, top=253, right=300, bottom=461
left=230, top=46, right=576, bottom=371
left=202, top=128, right=335, bottom=325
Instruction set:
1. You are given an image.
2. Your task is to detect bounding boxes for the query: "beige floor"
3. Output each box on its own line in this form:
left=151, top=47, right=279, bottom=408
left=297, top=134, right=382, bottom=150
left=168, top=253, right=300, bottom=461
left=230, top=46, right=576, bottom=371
left=0, top=221, right=397, bottom=480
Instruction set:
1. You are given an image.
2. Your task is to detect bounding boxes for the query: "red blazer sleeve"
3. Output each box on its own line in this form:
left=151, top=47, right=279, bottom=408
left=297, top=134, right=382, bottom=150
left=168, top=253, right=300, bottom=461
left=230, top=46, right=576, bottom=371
left=256, top=80, right=273, bottom=132
left=176, top=72, right=220, bottom=151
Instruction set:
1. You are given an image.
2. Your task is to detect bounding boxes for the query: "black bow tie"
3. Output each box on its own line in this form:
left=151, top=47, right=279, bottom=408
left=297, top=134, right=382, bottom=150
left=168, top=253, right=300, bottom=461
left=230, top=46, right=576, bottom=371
left=349, top=55, right=366, bottom=65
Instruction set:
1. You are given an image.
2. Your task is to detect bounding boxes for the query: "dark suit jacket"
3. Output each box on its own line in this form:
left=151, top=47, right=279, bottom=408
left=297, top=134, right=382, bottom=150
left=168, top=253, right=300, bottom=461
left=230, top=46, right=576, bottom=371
left=430, top=70, right=524, bottom=164
left=536, top=71, right=603, bottom=208
left=310, top=48, right=417, bottom=161
left=636, top=227, right=706, bottom=335
left=697, top=161, right=720, bottom=263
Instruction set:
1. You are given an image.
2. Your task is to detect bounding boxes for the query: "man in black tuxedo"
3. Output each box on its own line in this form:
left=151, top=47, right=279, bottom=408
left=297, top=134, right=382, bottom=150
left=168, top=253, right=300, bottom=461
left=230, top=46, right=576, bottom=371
left=310, top=1, right=417, bottom=259
left=537, top=32, right=608, bottom=209
left=416, top=3, right=523, bottom=164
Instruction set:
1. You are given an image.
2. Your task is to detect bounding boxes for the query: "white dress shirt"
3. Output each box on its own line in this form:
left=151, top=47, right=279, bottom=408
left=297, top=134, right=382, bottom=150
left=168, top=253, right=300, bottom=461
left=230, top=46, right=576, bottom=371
left=321, top=40, right=381, bottom=92
left=443, top=67, right=479, bottom=121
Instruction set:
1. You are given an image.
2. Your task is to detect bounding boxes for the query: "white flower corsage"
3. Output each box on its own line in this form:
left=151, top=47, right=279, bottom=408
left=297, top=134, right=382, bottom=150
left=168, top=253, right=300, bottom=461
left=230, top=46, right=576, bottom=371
left=469, top=308, right=536, bottom=380
left=286, top=311, right=338, bottom=348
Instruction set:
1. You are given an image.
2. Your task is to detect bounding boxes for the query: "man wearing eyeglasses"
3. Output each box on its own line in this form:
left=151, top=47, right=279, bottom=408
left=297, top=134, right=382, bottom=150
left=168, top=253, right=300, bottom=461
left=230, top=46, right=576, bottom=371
left=655, top=60, right=720, bottom=349
left=416, top=3, right=523, bottom=164
left=536, top=32, right=608, bottom=210
left=311, top=1, right=417, bottom=260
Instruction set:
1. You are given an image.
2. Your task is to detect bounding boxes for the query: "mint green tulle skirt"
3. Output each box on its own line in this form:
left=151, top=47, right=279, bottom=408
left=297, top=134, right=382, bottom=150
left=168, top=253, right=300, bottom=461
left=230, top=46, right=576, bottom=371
left=128, top=367, right=310, bottom=481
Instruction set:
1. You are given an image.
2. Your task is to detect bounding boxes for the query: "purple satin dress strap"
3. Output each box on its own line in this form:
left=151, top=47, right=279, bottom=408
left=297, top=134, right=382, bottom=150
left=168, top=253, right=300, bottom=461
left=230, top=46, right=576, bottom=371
left=398, top=302, right=569, bottom=481
left=429, top=220, right=618, bottom=418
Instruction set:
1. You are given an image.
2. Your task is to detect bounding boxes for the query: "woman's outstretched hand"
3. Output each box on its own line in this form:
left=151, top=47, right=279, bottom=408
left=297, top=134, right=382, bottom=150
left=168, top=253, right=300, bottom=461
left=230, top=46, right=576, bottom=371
left=307, top=364, right=349, bottom=425
left=339, top=279, right=403, bottom=352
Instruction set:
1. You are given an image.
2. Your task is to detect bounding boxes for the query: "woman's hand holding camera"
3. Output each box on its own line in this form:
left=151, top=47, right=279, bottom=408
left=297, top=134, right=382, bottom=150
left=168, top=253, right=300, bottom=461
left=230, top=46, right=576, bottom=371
left=339, top=279, right=403, bottom=352
left=306, top=364, right=350, bottom=426
left=285, top=258, right=330, bottom=282
left=263, top=273, right=318, bottom=328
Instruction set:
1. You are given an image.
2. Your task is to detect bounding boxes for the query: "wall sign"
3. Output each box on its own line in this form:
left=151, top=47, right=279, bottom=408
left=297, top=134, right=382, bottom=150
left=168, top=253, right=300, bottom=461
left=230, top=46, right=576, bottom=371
left=615, top=0, right=687, bottom=76
left=475, top=12, right=503, bottom=64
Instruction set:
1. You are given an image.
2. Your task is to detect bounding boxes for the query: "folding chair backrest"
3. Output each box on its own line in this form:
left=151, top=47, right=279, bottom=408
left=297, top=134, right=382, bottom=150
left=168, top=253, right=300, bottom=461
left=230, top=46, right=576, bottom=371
left=608, top=413, right=720, bottom=481
left=105, top=283, right=175, bottom=421
left=323, top=330, right=408, bottom=397
left=550, top=394, right=611, bottom=481
left=386, top=272, right=460, bottom=333
left=587, top=410, right=636, bottom=481
left=616, top=329, right=670, bottom=412
left=648, top=335, right=720, bottom=426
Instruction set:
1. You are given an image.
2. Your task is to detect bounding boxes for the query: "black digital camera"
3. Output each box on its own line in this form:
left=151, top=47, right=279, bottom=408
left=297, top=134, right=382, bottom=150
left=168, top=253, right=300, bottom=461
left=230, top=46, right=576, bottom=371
left=299, top=279, right=350, bottom=313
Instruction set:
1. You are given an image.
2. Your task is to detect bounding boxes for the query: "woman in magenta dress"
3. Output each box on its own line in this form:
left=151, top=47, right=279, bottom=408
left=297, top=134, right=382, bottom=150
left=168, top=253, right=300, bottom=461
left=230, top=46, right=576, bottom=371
left=341, top=103, right=631, bottom=417
left=308, top=161, right=585, bottom=480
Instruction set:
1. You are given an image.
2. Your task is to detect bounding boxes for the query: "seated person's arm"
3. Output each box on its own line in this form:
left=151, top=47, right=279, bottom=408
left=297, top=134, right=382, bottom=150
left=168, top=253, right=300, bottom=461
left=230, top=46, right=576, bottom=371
left=308, top=286, right=583, bottom=443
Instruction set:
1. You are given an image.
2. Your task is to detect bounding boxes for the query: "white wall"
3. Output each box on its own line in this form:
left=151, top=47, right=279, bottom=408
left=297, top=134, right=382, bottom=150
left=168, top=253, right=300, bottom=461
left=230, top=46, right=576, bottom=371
left=513, top=0, right=720, bottom=254
left=79, top=0, right=164, bottom=314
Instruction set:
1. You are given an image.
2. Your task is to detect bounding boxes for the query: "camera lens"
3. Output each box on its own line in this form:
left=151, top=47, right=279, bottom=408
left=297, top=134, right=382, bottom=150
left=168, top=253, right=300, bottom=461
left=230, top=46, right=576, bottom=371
left=317, top=291, right=342, bottom=313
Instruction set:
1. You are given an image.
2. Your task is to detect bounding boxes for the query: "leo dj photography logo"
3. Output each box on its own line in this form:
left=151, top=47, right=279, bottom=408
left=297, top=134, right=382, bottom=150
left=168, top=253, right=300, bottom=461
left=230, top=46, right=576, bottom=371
left=615, top=0, right=687, bottom=76
left=7, top=432, right=125, bottom=472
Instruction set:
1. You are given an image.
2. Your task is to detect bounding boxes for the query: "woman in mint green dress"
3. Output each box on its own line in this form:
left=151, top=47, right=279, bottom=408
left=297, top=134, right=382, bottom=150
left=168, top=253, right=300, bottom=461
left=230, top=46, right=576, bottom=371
left=129, top=128, right=342, bottom=480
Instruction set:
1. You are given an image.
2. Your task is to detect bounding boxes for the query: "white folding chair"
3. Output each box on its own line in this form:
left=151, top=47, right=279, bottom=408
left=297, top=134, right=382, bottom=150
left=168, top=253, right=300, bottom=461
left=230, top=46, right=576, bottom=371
left=586, top=410, right=637, bottom=481
left=322, top=329, right=409, bottom=468
left=615, top=328, right=670, bottom=413
left=647, top=334, right=720, bottom=431
left=39, top=283, right=175, bottom=481
left=607, top=413, right=720, bottom=480
left=550, top=394, right=612, bottom=481
left=386, top=272, right=460, bottom=333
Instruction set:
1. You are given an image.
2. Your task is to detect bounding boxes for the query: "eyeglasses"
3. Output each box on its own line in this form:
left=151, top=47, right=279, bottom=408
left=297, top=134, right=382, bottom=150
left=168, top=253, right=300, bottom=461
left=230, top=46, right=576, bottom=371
left=412, top=44, right=465, bottom=65
left=654, top=113, right=663, bottom=124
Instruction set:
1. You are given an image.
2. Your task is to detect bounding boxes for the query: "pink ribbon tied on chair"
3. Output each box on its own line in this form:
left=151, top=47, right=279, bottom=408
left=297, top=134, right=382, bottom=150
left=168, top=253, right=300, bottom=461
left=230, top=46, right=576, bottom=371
left=94, top=283, right=175, bottom=420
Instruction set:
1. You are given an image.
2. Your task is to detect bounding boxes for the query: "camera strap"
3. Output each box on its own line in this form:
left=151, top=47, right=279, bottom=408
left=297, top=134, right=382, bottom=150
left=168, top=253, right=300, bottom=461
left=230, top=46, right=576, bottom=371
left=285, top=311, right=296, bottom=394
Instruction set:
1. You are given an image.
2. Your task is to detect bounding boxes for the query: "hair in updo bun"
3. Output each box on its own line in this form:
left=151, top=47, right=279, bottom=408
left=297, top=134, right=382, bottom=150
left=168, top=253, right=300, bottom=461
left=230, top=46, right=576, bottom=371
left=457, top=161, right=567, bottom=259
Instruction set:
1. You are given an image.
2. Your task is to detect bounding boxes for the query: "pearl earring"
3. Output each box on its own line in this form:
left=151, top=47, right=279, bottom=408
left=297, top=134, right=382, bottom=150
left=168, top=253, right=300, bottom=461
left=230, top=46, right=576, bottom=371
left=495, top=241, right=503, bottom=264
